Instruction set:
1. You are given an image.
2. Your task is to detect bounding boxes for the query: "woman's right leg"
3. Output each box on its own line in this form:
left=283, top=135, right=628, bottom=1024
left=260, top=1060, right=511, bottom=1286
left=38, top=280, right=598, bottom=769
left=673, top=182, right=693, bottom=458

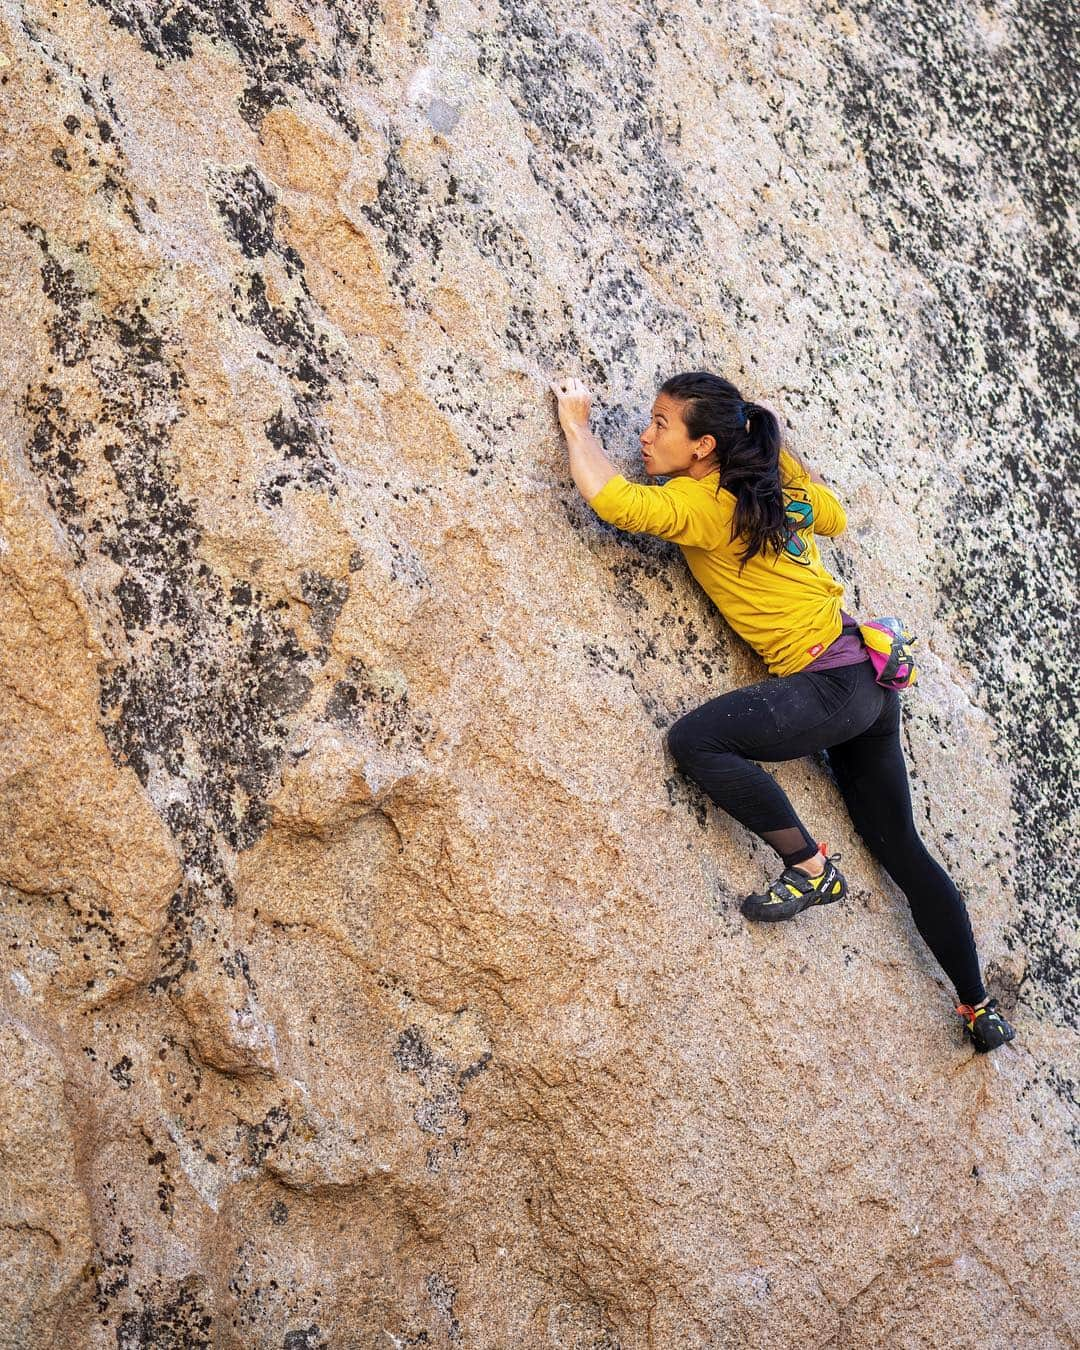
left=666, top=665, right=874, bottom=868
left=824, top=692, right=988, bottom=1006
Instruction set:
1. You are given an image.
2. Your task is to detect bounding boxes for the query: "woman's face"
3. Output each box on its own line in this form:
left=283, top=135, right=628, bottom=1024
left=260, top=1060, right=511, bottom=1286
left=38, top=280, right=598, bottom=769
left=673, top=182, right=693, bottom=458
left=640, top=393, right=715, bottom=477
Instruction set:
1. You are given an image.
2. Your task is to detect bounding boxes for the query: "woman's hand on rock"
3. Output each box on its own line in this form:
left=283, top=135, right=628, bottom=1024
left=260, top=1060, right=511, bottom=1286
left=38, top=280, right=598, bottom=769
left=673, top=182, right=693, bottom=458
left=549, top=375, right=593, bottom=436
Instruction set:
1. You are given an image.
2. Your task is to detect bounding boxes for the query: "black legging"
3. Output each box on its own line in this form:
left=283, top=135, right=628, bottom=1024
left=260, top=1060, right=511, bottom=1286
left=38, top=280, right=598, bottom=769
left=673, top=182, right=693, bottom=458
left=666, top=658, right=986, bottom=1005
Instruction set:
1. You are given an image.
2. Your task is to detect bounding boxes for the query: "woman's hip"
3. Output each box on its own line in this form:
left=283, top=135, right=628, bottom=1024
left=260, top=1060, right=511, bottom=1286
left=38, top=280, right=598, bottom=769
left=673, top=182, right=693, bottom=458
left=668, top=659, right=888, bottom=763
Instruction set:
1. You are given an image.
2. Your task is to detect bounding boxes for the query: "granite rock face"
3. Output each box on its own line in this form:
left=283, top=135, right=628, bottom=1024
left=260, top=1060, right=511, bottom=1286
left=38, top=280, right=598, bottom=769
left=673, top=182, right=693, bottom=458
left=1, top=1, right=1077, bottom=1346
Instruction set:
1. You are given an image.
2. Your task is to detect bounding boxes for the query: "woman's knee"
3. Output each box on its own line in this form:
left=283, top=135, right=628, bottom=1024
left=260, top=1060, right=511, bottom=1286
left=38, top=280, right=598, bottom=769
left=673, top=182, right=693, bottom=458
left=666, top=713, right=699, bottom=767
left=667, top=707, right=742, bottom=768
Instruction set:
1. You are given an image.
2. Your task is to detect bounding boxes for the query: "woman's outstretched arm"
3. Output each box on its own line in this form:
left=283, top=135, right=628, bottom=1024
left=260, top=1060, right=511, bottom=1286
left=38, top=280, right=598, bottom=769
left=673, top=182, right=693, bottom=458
left=549, top=375, right=618, bottom=501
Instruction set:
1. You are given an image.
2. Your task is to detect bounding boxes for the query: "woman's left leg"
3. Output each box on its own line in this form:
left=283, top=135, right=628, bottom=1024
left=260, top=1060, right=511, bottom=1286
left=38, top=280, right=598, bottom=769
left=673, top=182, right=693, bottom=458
left=823, top=692, right=988, bottom=1006
left=666, top=664, right=876, bottom=868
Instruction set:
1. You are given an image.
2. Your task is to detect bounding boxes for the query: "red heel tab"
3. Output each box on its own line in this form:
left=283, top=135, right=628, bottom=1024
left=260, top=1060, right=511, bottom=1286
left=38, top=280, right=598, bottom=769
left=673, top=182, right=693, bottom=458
left=819, top=841, right=829, bottom=857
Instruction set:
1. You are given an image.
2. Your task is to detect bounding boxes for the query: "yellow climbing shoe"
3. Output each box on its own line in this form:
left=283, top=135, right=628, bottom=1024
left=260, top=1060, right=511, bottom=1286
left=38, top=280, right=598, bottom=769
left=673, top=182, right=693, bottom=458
left=741, top=848, right=847, bottom=923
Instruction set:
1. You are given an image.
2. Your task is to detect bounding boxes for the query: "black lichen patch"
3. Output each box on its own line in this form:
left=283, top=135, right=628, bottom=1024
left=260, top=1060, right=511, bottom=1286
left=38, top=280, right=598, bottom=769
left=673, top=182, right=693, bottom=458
left=150, top=1031, right=204, bottom=1114
left=283, top=1327, right=329, bottom=1350
left=145, top=1145, right=176, bottom=1218
left=18, top=21, right=144, bottom=230
left=413, top=1086, right=469, bottom=1140
left=207, top=164, right=347, bottom=506
left=1012, top=1061, right=1080, bottom=1148
left=353, top=103, right=705, bottom=482
left=109, top=1054, right=135, bottom=1088
left=426, top=1271, right=462, bottom=1344
left=387, top=538, right=431, bottom=591
left=115, top=1277, right=213, bottom=1349
left=832, top=2, right=1078, bottom=1022
left=212, top=163, right=277, bottom=259
left=391, top=1023, right=490, bottom=1151
left=1044, top=1063, right=1077, bottom=1113
left=494, top=0, right=704, bottom=270
left=324, top=657, right=433, bottom=755
left=584, top=639, right=665, bottom=730
left=243, top=1104, right=292, bottom=1167
left=583, top=575, right=728, bottom=739
left=85, top=0, right=370, bottom=138
left=392, top=1025, right=434, bottom=1075
left=457, top=1051, right=493, bottom=1087
left=91, top=1221, right=134, bottom=1312
left=224, top=1236, right=330, bottom=1344
left=10, top=883, right=132, bottom=993
left=359, top=136, right=603, bottom=480
left=26, top=233, right=93, bottom=370
left=222, top=945, right=258, bottom=996
left=299, top=571, right=349, bottom=645
left=360, top=127, right=441, bottom=304
left=20, top=225, right=337, bottom=994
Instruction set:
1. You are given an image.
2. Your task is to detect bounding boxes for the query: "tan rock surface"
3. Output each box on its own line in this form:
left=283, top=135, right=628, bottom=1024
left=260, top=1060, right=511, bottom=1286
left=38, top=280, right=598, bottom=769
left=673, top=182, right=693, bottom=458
left=0, top=0, right=1076, bottom=1346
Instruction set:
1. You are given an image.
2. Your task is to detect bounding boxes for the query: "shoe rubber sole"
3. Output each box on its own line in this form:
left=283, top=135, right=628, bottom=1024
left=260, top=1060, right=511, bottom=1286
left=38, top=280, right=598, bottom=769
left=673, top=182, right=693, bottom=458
left=969, top=1031, right=1016, bottom=1053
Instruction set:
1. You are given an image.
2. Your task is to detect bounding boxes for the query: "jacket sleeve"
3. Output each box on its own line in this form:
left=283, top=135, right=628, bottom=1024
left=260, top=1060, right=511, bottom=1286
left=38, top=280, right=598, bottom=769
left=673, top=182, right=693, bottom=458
left=587, top=474, right=727, bottom=549
left=806, top=481, right=847, bottom=537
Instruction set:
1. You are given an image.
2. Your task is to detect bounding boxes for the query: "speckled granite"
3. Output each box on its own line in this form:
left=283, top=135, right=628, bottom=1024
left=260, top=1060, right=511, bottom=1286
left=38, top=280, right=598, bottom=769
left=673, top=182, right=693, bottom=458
left=0, top=1, right=1076, bottom=1346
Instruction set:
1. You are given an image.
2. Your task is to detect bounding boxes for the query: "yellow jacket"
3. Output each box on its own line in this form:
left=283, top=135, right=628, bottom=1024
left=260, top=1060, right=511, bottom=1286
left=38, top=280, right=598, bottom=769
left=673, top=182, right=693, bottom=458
left=587, top=449, right=849, bottom=677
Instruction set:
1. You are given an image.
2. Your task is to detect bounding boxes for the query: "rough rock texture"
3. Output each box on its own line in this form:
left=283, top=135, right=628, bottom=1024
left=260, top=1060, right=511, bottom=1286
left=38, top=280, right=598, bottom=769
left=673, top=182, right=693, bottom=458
left=0, top=0, right=1077, bottom=1345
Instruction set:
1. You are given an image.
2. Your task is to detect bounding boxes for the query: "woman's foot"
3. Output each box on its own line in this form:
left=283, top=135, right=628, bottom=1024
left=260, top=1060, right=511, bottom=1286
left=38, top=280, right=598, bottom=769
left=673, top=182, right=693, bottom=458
left=955, top=997, right=1016, bottom=1053
left=741, top=850, right=847, bottom=922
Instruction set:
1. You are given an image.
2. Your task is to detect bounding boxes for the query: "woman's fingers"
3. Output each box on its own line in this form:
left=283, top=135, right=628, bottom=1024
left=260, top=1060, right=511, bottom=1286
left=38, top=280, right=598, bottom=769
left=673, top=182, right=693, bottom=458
left=548, top=376, right=593, bottom=438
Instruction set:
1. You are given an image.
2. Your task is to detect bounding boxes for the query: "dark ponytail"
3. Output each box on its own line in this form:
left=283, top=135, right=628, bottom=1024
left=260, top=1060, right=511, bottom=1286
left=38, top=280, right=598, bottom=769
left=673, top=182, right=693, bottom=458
left=658, top=371, right=787, bottom=567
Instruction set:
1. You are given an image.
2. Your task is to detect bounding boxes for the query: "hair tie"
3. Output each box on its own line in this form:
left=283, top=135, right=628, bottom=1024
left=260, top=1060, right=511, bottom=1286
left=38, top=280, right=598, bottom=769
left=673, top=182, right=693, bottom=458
left=742, top=402, right=755, bottom=429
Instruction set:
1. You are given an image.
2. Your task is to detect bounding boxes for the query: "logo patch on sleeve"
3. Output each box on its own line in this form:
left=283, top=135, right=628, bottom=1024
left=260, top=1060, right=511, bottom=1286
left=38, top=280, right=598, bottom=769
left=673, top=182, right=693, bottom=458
left=807, top=642, right=824, bottom=657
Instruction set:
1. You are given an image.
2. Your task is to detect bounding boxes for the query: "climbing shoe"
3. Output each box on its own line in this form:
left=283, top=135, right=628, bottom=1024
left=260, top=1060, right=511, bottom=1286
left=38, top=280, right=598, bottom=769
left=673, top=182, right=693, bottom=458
left=741, top=846, right=847, bottom=922
left=955, top=997, right=1016, bottom=1053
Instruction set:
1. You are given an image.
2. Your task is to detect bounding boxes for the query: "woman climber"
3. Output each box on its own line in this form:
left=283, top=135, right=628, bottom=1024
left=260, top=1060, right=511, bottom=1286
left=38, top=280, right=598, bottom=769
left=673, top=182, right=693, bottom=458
left=549, top=369, right=1015, bottom=1054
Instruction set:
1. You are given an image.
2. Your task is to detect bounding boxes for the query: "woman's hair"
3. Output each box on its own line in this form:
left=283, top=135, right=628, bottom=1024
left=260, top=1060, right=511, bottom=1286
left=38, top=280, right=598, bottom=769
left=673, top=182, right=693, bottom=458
left=658, top=370, right=787, bottom=567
